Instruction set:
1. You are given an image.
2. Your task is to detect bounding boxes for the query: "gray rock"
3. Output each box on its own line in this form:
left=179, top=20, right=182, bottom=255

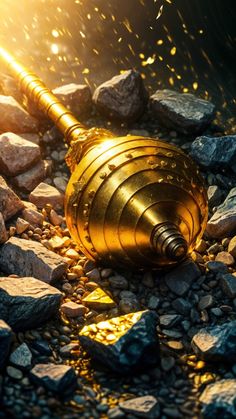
left=9, top=343, right=32, bottom=369
left=79, top=310, right=159, bottom=373
left=172, top=297, right=191, bottom=315
left=108, top=275, right=129, bottom=289
left=11, top=160, right=48, bottom=193
left=30, top=339, right=52, bottom=356
left=207, top=187, right=236, bottom=238
left=200, top=379, right=236, bottom=418
left=93, top=70, right=148, bottom=122
left=220, top=274, right=236, bottom=298
left=0, top=319, right=12, bottom=370
left=161, top=356, right=175, bottom=372
left=207, top=185, right=224, bottom=209
left=159, top=314, right=181, bottom=328
left=29, top=182, right=64, bottom=211
left=53, top=83, right=92, bottom=115
left=0, top=132, right=41, bottom=176
left=192, top=321, right=236, bottom=361
left=119, top=395, right=160, bottom=418
left=0, top=276, right=62, bottom=331
left=198, top=295, right=214, bottom=310
left=6, top=365, right=23, bottom=380
left=59, top=342, right=80, bottom=358
left=164, top=259, right=201, bottom=296
left=107, top=407, right=125, bottom=418
left=0, top=176, right=24, bottom=221
left=0, top=95, right=38, bottom=133
left=147, top=295, right=160, bottom=310
left=150, top=89, right=215, bottom=134
left=0, top=237, right=67, bottom=283
left=206, top=261, right=229, bottom=274
left=191, top=135, right=236, bottom=169
left=30, top=363, right=77, bottom=395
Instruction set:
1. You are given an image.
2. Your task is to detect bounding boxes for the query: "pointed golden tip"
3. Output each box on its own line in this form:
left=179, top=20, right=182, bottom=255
left=152, top=222, right=188, bottom=262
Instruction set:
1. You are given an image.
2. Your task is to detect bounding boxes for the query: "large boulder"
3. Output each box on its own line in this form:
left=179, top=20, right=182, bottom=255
left=93, top=70, right=148, bottom=122
left=191, top=135, right=236, bottom=169
left=150, top=89, right=215, bottom=134
left=0, top=276, right=62, bottom=330
left=0, top=237, right=67, bottom=283
left=0, top=95, right=38, bottom=133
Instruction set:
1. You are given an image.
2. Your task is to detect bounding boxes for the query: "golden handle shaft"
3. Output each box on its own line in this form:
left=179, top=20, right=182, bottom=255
left=0, top=47, right=85, bottom=144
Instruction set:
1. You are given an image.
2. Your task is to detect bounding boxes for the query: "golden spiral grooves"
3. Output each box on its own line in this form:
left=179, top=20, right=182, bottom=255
left=65, top=136, right=208, bottom=268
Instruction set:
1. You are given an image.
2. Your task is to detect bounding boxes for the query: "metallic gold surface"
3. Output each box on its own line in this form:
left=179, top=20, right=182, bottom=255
left=0, top=47, right=208, bottom=269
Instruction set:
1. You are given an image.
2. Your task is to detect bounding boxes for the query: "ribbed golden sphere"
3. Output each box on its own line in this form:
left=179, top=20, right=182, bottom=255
left=65, top=135, right=208, bottom=269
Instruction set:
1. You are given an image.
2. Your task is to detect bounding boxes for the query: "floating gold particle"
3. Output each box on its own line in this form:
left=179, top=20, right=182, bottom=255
left=156, top=5, right=164, bottom=20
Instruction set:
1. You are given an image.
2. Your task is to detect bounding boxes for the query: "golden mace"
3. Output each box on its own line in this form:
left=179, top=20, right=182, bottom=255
left=0, top=47, right=208, bottom=269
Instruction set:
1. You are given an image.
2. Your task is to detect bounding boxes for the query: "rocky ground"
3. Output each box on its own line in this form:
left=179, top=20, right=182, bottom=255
left=0, top=69, right=236, bottom=418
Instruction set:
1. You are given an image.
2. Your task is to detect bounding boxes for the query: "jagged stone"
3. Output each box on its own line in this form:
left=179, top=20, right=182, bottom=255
left=93, top=70, right=148, bottom=122
left=207, top=188, right=236, bottom=238
left=0, top=276, right=62, bottom=331
left=53, top=83, right=92, bottom=115
left=21, top=208, right=44, bottom=227
left=11, top=160, right=48, bottom=193
left=164, top=259, right=201, bottom=296
left=200, top=379, right=236, bottom=418
left=0, top=320, right=13, bottom=370
left=29, top=182, right=64, bottom=211
left=0, top=95, right=38, bottom=133
left=150, top=89, right=215, bottom=134
left=15, top=217, right=30, bottom=235
left=79, top=310, right=159, bottom=373
left=0, top=176, right=24, bottom=221
left=0, top=237, right=67, bottom=283
left=119, top=395, right=160, bottom=418
left=0, top=132, right=41, bottom=176
left=191, top=135, right=236, bottom=169
left=9, top=343, right=32, bottom=369
left=30, top=363, right=77, bottom=395
left=82, top=287, right=116, bottom=310
left=60, top=301, right=88, bottom=318
left=192, top=321, right=236, bottom=361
